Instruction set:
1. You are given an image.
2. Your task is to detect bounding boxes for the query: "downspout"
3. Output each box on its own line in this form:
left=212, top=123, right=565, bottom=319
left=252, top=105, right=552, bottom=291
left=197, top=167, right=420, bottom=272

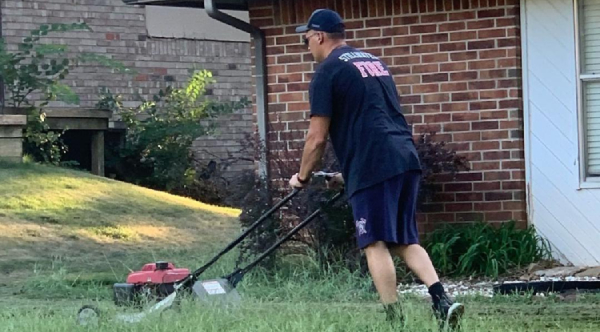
left=205, top=0, right=269, bottom=184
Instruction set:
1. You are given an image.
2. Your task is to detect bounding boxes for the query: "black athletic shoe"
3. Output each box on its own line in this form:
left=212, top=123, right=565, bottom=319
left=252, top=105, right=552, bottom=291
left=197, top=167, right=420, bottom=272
left=432, top=294, right=464, bottom=331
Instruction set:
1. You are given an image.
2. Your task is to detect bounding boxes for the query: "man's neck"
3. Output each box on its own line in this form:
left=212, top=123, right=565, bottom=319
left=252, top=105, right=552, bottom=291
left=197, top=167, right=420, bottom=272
left=323, top=40, right=347, bottom=59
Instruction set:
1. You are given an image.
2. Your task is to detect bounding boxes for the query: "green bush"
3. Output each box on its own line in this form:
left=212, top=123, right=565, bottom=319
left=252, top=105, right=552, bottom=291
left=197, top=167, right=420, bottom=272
left=100, top=70, right=249, bottom=194
left=22, top=109, right=68, bottom=165
left=423, top=220, right=552, bottom=278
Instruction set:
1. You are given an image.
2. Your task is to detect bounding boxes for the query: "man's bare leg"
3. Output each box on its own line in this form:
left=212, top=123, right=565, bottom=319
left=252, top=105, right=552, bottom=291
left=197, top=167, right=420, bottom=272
left=390, top=244, right=439, bottom=287
left=391, top=243, right=465, bottom=330
left=364, top=241, right=398, bottom=304
left=363, top=242, right=442, bottom=303
left=364, top=241, right=404, bottom=322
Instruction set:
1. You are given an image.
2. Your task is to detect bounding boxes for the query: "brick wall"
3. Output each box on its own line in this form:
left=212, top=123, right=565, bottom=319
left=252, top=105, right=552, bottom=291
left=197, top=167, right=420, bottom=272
left=248, top=0, right=526, bottom=231
left=1, top=0, right=254, bottom=178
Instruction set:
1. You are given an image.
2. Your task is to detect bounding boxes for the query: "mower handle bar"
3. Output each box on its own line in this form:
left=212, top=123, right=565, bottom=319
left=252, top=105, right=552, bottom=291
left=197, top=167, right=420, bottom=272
left=186, top=171, right=338, bottom=282
left=312, top=171, right=338, bottom=180
left=226, top=189, right=345, bottom=287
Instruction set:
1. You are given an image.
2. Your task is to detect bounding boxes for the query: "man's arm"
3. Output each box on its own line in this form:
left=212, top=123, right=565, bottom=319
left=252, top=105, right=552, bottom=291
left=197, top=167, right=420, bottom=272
left=297, top=115, right=331, bottom=182
left=289, top=69, right=333, bottom=188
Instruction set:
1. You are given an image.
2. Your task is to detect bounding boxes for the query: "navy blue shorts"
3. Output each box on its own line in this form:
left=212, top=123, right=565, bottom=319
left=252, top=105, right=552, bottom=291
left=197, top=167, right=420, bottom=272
left=348, top=170, right=421, bottom=249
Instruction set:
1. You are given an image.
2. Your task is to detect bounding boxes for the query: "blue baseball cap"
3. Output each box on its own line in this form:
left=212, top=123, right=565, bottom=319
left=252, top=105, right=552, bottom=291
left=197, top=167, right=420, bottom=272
left=295, top=9, right=345, bottom=33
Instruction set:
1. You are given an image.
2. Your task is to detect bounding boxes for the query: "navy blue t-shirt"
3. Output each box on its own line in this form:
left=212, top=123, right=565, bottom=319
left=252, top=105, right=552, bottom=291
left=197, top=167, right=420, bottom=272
left=309, top=45, right=421, bottom=198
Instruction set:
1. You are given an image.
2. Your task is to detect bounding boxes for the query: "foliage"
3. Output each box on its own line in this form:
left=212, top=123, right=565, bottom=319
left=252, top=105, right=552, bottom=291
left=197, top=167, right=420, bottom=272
left=415, top=132, right=470, bottom=209
left=235, top=169, right=279, bottom=271
left=235, top=131, right=471, bottom=274
left=423, top=220, right=552, bottom=278
left=0, top=23, right=131, bottom=164
left=232, top=132, right=360, bottom=273
left=0, top=22, right=131, bottom=108
left=169, top=161, right=232, bottom=205
left=230, top=133, right=278, bottom=270
left=22, top=108, right=68, bottom=165
left=100, top=70, right=249, bottom=193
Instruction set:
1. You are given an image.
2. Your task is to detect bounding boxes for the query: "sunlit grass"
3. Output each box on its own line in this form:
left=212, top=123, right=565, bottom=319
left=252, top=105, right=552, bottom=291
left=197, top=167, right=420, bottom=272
left=87, top=225, right=139, bottom=241
left=0, top=161, right=241, bottom=278
left=0, top=161, right=240, bottom=227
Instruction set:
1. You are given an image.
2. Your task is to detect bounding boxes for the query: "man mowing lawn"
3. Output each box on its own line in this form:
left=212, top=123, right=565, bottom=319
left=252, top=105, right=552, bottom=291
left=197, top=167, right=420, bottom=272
left=287, top=8, right=465, bottom=330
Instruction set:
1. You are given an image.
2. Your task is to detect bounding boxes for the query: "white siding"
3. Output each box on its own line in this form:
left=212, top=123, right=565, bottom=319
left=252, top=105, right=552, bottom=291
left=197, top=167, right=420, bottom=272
left=523, top=0, right=600, bottom=266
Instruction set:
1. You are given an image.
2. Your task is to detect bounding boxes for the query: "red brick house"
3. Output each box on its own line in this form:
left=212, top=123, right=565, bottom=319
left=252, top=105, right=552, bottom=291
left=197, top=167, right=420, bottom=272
left=251, top=0, right=526, bottom=233
left=125, top=0, right=600, bottom=267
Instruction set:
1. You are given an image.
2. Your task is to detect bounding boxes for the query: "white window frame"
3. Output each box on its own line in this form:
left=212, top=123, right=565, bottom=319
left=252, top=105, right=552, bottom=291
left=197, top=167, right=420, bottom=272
left=575, top=0, right=600, bottom=188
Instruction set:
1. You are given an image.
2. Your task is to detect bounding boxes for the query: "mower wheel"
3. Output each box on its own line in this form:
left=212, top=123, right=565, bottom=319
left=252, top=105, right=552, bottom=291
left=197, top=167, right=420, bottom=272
left=76, top=305, right=100, bottom=326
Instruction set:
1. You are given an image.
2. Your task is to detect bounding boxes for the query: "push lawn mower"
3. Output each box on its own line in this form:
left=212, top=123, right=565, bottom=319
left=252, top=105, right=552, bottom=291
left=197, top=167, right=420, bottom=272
left=76, top=172, right=343, bottom=326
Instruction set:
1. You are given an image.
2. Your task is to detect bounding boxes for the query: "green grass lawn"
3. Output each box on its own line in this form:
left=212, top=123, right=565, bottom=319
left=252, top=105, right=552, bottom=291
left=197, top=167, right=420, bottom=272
left=2, top=289, right=599, bottom=332
left=0, top=160, right=240, bottom=293
left=1, top=161, right=599, bottom=331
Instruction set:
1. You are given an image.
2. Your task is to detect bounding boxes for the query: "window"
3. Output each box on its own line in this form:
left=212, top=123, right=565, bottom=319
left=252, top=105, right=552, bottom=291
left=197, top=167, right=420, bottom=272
left=579, top=0, right=600, bottom=180
left=145, top=6, right=250, bottom=42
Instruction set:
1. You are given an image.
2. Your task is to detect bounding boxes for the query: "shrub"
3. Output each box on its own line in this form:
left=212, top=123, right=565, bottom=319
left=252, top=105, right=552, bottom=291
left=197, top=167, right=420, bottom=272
left=235, top=131, right=470, bottom=274
left=100, top=70, right=249, bottom=195
left=235, top=170, right=279, bottom=271
left=169, top=161, right=232, bottom=205
left=423, top=220, right=552, bottom=278
left=22, top=109, right=68, bottom=165
left=414, top=132, right=470, bottom=210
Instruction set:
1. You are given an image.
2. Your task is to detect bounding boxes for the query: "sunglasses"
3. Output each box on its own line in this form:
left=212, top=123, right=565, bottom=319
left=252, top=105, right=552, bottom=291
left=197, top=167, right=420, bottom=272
left=303, top=33, right=319, bottom=46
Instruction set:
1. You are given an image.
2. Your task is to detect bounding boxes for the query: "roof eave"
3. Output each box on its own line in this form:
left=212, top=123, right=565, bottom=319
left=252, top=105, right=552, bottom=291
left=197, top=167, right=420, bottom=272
left=121, top=0, right=248, bottom=11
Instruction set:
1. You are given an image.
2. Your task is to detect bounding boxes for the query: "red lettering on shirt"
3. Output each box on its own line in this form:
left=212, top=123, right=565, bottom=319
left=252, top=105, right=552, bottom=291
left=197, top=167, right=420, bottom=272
left=353, top=62, right=369, bottom=78
left=373, top=61, right=390, bottom=76
left=352, top=61, right=390, bottom=78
